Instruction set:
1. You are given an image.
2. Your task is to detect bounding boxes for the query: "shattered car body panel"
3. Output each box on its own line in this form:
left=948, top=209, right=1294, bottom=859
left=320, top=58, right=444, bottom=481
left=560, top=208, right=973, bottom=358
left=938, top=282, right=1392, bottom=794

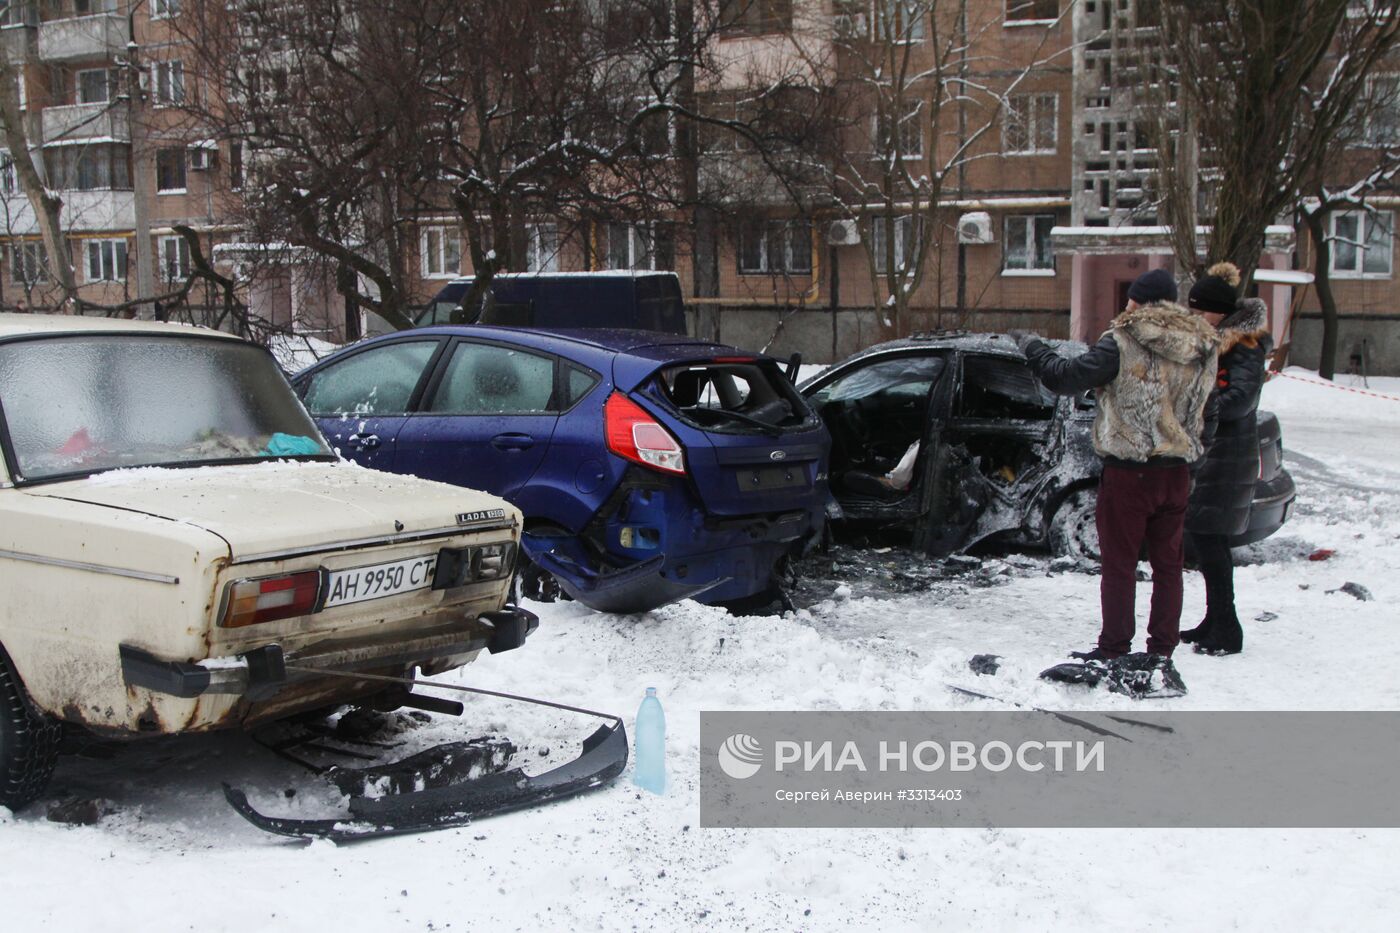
left=802, top=332, right=1295, bottom=557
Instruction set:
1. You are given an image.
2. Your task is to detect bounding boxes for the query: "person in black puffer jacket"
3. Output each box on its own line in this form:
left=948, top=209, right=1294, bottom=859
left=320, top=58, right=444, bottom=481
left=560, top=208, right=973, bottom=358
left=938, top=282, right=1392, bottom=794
left=1180, top=262, right=1272, bottom=656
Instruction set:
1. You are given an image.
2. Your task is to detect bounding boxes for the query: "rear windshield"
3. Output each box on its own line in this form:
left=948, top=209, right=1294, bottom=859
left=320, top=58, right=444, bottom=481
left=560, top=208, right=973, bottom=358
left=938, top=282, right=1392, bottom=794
left=652, top=359, right=815, bottom=434
left=0, top=334, right=332, bottom=482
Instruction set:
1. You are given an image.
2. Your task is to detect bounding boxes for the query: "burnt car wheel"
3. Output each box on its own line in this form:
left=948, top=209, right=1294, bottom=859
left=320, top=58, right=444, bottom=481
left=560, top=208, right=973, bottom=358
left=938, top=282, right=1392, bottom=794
left=1050, top=488, right=1101, bottom=563
left=0, top=644, right=62, bottom=811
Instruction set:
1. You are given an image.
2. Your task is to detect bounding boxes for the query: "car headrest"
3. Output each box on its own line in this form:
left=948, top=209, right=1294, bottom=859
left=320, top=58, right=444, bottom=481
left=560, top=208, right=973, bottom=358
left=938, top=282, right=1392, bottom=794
left=474, top=356, right=521, bottom=398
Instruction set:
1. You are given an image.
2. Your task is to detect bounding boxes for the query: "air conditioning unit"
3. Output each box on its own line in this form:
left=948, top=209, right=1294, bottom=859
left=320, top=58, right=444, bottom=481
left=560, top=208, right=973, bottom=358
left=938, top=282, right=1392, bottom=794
left=957, top=211, right=994, bottom=245
left=828, top=218, right=861, bottom=246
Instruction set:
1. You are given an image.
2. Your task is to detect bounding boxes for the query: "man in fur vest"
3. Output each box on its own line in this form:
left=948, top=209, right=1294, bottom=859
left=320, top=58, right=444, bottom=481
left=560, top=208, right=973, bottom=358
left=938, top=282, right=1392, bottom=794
left=1011, top=268, right=1220, bottom=663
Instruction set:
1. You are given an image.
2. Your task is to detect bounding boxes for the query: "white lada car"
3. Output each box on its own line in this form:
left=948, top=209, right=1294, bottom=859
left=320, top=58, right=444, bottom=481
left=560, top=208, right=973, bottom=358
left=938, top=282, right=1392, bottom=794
left=0, top=314, right=532, bottom=810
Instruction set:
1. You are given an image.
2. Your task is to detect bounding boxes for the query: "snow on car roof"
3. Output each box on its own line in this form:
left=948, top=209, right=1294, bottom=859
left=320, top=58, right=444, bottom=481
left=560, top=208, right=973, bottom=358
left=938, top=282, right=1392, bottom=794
left=0, top=313, right=238, bottom=342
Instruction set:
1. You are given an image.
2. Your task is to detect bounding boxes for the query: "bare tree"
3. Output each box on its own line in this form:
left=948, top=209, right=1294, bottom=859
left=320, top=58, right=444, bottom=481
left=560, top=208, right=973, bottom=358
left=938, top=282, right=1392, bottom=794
left=166, top=0, right=833, bottom=332
left=1147, top=0, right=1400, bottom=294
left=1294, top=7, right=1400, bottom=378
left=787, top=0, right=1077, bottom=338
left=0, top=1, right=78, bottom=309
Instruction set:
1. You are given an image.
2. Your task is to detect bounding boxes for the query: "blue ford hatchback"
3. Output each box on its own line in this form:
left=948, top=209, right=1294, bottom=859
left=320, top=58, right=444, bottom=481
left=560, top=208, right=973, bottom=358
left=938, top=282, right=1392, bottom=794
left=293, top=326, right=829, bottom=614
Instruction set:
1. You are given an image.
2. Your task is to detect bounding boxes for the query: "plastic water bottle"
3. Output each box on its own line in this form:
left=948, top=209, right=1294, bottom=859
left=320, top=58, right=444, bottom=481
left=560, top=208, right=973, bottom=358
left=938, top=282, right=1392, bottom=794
left=633, top=687, right=666, bottom=795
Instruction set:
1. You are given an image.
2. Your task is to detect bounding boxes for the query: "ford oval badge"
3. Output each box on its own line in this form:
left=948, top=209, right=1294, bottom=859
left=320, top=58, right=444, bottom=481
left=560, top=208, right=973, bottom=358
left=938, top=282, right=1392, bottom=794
left=770, top=450, right=787, bottom=461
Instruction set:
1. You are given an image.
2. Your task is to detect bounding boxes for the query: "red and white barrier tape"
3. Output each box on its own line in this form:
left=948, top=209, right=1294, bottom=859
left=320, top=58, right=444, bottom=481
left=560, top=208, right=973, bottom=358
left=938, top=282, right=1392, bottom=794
left=1274, top=371, right=1400, bottom=402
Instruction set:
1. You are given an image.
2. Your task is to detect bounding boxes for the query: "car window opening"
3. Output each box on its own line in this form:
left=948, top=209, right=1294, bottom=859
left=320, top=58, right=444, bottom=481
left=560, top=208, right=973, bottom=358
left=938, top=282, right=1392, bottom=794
left=807, top=355, right=946, bottom=503
left=654, top=361, right=808, bottom=434
left=958, top=356, right=1056, bottom=421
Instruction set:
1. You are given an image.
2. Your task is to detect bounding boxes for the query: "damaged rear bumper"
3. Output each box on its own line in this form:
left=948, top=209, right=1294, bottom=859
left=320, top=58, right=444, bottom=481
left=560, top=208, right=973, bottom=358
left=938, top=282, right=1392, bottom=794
left=120, top=606, right=539, bottom=700
left=521, top=509, right=814, bottom=614
left=224, top=717, right=628, bottom=841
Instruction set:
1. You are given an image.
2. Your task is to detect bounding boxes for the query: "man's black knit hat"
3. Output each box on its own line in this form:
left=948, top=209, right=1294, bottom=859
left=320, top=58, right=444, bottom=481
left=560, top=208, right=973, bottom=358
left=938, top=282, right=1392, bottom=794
left=1188, top=262, right=1242, bottom=314
left=1126, top=268, right=1178, bottom=305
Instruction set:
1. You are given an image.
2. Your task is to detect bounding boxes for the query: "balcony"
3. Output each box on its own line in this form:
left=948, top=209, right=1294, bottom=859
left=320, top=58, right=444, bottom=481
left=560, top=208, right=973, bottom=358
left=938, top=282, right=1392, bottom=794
left=0, top=189, right=135, bottom=235
left=1, top=23, right=37, bottom=62
left=37, top=14, right=125, bottom=63
left=42, top=102, right=130, bottom=144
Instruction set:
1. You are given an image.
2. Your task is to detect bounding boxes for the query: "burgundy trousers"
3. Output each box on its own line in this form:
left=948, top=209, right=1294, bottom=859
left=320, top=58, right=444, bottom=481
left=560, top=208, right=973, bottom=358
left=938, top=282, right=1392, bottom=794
left=1095, top=463, right=1190, bottom=657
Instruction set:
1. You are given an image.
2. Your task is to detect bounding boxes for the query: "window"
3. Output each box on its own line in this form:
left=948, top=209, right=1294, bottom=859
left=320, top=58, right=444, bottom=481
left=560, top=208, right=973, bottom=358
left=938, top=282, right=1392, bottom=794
left=876, top=0, right=926, bottom=42
left=303, top=341, right=440, bottom=416
left=85, top=238, right=127, bottom=283
left=603, top=0, right=668, bottom=49
left=151, top=61, right=185, bottom=106
left=156, top=147, right=186, bottom=192
left=228, top=141, right=243, bottom=190
left=524, top=223, right=559, bottom=273
left=719, top=0, right=793, bottom=35
left=874, top=99, right=924, bottom=159
left=870, top=215, right=919, bottom=274
left=958, top=356, right=1055, bottom=420
left=152, top=0, right=181, bottom=17
left=1363, top=75, right=1400, bottom=147
left=1005, top=0, right=1058, bottom=22
left=74, top=0, right=117, bottom=13
left=604, top=222, right=673, bottom=271
left=0, top=154, right=15, bottom=195
left=1003, top=214, right=1055, bottom=273
left=0, top=337, right=331, bottom=482
left=0, top=2, right=38, bottom=27
left=564, top=363, right=601, bottom=408
left=1004, top=93, right=1057, bottom=154
left=426, top=343, right=558, bottom=415
left=737, top=219, right=812, bottom=274
left=76, top=69, right=116, bottom=105
left=1330, top=210, right=1393, bottom=277
left=159, top=235, right=190, bottom=282
left=10, top=243, right=48, bottom=286
left=637, top=103, right=674, bottom=157
left=45, top=144, right=130, bottom=191
left=421, top=226, right=462, bottom=278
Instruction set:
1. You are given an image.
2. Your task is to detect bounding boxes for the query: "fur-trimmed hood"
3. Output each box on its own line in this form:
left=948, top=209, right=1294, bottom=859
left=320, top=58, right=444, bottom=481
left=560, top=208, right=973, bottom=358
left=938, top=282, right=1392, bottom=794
left=1111, top=301, right=1221, bottom=365
left=1216, top=296, right=1270, bottom=354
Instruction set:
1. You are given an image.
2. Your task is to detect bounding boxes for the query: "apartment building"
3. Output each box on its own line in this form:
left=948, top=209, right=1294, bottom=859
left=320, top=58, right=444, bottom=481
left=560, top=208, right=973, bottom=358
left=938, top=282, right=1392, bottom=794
left=0, top=1, right=239, bottom=314
left=2, top=0, right=1395, bottom=372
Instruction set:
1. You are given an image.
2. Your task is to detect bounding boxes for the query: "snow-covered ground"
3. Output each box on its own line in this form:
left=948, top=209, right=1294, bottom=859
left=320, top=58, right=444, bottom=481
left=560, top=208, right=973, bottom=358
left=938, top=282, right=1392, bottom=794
left=4, top=368, right=1400, bottom=931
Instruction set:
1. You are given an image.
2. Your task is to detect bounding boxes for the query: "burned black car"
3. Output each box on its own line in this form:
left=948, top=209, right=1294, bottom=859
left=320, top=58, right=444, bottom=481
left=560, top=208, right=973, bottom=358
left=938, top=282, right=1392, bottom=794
left=800, top=332, right=1295, bottom=560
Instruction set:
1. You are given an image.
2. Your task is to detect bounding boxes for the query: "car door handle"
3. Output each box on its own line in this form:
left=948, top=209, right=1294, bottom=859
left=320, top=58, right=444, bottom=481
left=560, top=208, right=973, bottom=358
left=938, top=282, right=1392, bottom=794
left=491, top=433, right=534, bottom=451
left=348, top=433, right=381, bottom=449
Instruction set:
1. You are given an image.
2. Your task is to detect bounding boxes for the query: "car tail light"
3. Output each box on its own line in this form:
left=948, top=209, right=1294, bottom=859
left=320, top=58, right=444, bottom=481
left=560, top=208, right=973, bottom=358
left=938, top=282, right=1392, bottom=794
left=605, top=392, right=685, bottom=475
left=222, top=571, right=322, bottom=627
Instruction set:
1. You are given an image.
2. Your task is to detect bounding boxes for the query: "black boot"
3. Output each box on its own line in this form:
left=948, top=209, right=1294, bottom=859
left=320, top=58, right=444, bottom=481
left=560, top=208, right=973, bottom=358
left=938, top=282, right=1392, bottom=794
left=1179, top=615, right=1215, bottom=645
left=1194, top=615, right=1242, bottom=655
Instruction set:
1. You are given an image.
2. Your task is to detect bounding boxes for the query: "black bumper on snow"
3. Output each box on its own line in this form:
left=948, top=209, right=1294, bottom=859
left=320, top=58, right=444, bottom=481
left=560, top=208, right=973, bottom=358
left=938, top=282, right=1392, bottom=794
left=1229, top=469, right=1298, bottom=547
left=119, top=607, right=540, bottom=699
left=224, top=716, right=629, bottom=841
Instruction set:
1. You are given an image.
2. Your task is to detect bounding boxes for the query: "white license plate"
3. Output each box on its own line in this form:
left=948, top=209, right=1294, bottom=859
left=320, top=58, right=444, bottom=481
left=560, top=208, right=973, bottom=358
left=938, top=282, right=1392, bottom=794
left=323, top=554, right=438, bottom=609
